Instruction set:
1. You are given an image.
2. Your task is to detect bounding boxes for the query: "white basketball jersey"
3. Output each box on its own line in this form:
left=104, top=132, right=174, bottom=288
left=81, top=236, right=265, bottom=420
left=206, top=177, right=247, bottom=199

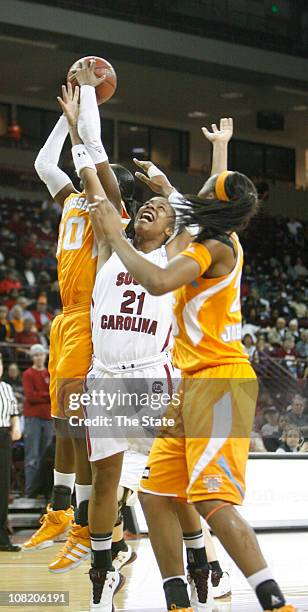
left=91, top=245, right=173, bottom=367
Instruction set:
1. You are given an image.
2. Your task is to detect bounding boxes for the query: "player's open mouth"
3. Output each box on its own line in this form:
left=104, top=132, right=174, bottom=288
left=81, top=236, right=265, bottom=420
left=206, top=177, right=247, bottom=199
left=139, top=210, right=156, bottom=223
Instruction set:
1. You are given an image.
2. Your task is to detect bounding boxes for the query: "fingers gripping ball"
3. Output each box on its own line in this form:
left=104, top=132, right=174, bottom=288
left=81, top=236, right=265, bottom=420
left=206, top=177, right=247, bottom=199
left=68, top=55, right=117, bottom=105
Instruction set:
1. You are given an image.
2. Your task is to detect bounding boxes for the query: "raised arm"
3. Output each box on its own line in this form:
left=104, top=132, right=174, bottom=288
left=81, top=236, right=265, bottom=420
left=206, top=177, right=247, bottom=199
left=198, top=117, right=233, bottom=198
left=34, top=114, right=76, bottom=207
left=71, top=59, right=122, bottom=212
left=57, top=83, right=114, bottom=269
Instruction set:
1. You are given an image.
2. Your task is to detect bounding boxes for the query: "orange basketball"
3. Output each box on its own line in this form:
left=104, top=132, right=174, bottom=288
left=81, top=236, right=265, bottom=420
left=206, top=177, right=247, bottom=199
left=67, top=56, right=117, bottom=105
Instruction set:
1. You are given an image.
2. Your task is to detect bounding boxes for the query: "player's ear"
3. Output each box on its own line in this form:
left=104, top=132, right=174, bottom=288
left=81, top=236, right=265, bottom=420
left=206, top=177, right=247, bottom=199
left=164, top=226, right=174, bottom=238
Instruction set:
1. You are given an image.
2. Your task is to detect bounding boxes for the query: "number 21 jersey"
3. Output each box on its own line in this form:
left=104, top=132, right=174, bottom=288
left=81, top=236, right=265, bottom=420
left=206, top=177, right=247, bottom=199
left=91, top=245, right=173, bottom=367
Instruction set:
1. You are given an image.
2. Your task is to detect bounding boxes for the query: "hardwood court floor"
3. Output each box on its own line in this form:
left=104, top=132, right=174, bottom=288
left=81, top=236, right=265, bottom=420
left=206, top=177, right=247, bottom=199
left=1, top=532, right=308, bottom=612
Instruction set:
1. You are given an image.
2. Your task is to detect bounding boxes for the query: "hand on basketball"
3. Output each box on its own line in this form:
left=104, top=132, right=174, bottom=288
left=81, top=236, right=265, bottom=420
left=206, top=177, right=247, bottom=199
left=88, top=196, right=123, bottom=243
left=133, top=158, right=175, bottom=197
left=202, top=117, right=233, bottom=144
left=68, top=58, right=107, bottom=88
left=57, top=83, right=80, bottom=128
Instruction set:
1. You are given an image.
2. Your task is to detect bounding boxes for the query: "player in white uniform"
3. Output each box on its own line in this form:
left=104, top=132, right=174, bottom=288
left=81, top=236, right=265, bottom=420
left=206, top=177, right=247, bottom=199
left=85, top=121, right=234, bottom=611
left=57, top=83, right=233, bottom=611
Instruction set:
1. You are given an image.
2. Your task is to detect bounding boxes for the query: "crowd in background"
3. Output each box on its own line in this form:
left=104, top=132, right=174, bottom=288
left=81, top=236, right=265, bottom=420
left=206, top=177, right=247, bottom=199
left=0, top=193, right=307, bottom=498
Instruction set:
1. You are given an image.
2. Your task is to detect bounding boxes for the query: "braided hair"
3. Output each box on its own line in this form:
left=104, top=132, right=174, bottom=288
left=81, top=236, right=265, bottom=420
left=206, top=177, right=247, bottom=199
left=177, top=171, right=259, bottom=244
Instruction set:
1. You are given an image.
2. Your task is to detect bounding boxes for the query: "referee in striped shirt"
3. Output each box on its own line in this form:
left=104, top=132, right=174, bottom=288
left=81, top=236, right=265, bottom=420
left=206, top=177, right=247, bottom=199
left=0, top=352, right=21, bottom=552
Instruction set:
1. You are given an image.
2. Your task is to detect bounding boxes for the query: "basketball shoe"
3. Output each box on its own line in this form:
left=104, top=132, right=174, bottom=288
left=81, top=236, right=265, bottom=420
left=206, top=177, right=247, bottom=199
left=265, top=606, right=298, bottom=612
left=23, top=505, right=73, bottom=550
left=212, top=570, right=231, bottom=599
left=112, top=544, right=137, bottom=570
left=169, top=608, right=193, bottom=611
left=89, top=567, right=125, bottom=611
left=188, top=566, right=213, bottom=609
left=48, top=523, right=91, bottom=572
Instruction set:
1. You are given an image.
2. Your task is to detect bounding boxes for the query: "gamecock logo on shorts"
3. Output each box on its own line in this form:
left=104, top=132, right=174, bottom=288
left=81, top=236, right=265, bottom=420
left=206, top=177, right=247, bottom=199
left=152, top=381, right=163, bottom=393
left=204, top=475, right=223, bottom=493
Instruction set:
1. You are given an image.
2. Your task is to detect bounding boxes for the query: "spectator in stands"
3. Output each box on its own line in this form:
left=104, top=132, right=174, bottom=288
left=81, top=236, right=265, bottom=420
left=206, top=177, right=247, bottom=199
left=10, top=297, right=34, bottom=324
left=296, top=329, right=308, bottom=359
left=39, top=320, right=52, bottom=349
left=273, top=337, right=298, bottom=377
left=287, top=219, right=302, bottom=237
left=288, top=319, right=300, bottom=342
left=276, top=425, right=302, bottom=454
left=22, top=344, right=53, bottom=497
left=278, top=413, right=290, bottom=438
left=261, top=407, right=280, bottom=451
left=21, top=259, right=36, bottom=290
left=267, top=317, right=287, bottom=347
left=0, top=306, right=14, bottom=342
left=289, top=293, right=307, bottom=320
left=293, top=256, right=308, bottom=279
left=21, top=232, right=41, bottom=259
left=39, top=219, right=54, bottom=242
left=249, top=431, right=266, bottom=453
left=0, top=268, right=21, bottom=296
left=241, top=317, right=259, bottom=342
left=31, top=295, right=52, bottom=331
left=10, top=305, right=24, bottom=335
left=41, top=245, right=57, bottom=275
left=286, top=395, right=308, bottom=435
left=7, top=212, right=25, bottom=236
left=15, top=318, right=40, bottom=347
left=4, top=363, right=23, bottom=405
left=242, top=333, right=255, bottom=359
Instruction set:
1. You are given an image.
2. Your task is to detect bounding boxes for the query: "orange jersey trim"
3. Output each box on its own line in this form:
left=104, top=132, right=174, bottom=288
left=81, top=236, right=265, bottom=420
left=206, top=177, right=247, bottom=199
left=180, top=242, right=212, bottom=275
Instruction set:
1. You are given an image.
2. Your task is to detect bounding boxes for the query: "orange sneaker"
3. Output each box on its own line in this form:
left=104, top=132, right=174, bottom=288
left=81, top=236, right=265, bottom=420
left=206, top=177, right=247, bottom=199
left=265, top=606, right=297, bottom=612
left=48, top=523, right=91, bottom=573
left=169, top=608, right=193, bottom=611
left=23, top=505, right=74, bottom=550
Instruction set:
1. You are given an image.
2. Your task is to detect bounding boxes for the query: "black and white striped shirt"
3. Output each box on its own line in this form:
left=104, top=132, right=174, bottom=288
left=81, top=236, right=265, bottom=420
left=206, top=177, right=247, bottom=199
left=0, top=381, right=19, bottom=428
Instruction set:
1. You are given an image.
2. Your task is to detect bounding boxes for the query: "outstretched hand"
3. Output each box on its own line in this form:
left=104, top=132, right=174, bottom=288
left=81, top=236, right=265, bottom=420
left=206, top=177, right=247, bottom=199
left=202, top=117, right=233, bottom=144
left=133, top=158, right=174, bottom=197
left=57, top=82, right=80, bottom=128
left=68, top=57, right=107, bottom=88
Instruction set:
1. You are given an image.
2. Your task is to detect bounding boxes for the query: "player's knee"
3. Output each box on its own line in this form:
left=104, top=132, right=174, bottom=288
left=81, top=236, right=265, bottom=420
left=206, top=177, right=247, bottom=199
left=194, top=499, right=221, bottom=517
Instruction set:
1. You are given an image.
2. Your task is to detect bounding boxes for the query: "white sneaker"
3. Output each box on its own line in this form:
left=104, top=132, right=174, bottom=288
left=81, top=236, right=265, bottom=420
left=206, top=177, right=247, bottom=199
left=89, top=568, right=125, bottom=611
left=212, top=571, right=231, bottom=599
left=188, top=566, right=214, bottom=610
left=112, top=545, right=137, bottom=570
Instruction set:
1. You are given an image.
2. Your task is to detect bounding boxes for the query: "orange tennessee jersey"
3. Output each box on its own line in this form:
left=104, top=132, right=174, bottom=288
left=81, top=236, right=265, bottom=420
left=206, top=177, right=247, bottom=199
left=172, top=234, right=248, bottom=373
left=57, top=193, right=130, bottom=308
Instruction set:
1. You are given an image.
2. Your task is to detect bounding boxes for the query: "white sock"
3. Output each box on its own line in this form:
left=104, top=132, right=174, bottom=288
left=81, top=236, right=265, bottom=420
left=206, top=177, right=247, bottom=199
left=183, top=530, right=204, bottom=549
left=91, top=533, right=112, bottom=551
left=247, top=568, right=274, bottom=591
left=54, top=469, right=75, bottom=492
left=75, top=483, right=92, bottom=507
left=163, top=575, right=187, bottom=585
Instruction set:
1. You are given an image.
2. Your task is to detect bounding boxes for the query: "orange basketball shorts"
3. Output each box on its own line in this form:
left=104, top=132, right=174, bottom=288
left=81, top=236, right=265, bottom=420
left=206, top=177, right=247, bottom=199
left=49, top=303, right=92, bottom=419
left=139, top=362, right=258, bottom=505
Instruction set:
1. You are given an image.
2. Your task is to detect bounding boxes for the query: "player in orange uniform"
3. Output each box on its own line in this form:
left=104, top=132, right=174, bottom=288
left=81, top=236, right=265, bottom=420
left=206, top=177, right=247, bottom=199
left=23, top=63, right=128, bottom=566
left=89, top=171, right=295, bottom=612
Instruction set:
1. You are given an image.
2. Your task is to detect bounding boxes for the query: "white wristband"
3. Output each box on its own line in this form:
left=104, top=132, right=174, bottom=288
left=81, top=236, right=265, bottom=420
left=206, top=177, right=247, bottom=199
left=86, top=142, right=108, bottom=165
left=147, top=165, right=166, bottom=179
left=72, top=144, right=97, bottom=178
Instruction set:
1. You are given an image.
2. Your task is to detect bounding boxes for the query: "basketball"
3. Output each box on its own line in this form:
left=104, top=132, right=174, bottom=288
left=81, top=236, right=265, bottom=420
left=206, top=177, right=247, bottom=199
left=67, top=55, right=117, bottom=105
